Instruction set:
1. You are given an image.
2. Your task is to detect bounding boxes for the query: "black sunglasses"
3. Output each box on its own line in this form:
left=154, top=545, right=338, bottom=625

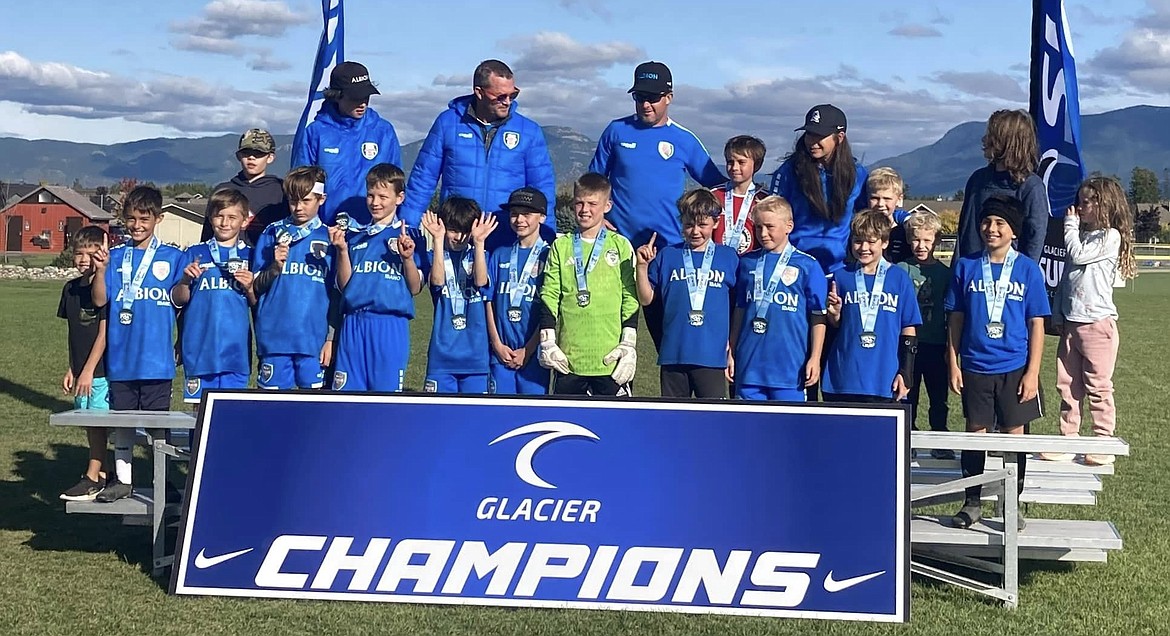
left=632, top=91, right=667, bottom=104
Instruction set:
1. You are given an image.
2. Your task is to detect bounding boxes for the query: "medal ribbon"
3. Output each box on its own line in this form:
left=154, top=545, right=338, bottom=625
left=753, top=244, right=794, bottom=321
left=572, top=228, right=608, bottom=295
left=509, top=240, right=546, bottom=310
left=444, top=248, right=472, bottom=317
left=683, top=241, right=717, bottom=313
left=721, top=183, right=755, bottom=251
left=856, top=259, right=890, bottom=334
left=120, top=236, right=160, bottom=316
left=981, top=248, right=1017, bottom=326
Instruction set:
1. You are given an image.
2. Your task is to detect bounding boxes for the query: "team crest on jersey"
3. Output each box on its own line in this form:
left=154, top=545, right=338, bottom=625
left=605, top=248, right=619, bottom=266
left=781, top=265, right=800, bottom=286
left=309, top=240, right=328, bottom=260
left=658, top=141, right=674, bottom=160
left=424, top=379, right=438, bottom=393
left=386, top=236, right=399, bottom=253
left=152, top=261, right=170, bottom=281
left=332, top=371, right=347, bottom=391
left=502, top=131, right=520, bottom=149
left=361, top=142, right=379, bottom=160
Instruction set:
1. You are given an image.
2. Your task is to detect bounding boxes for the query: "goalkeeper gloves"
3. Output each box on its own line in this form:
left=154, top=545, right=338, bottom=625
left=538, top=329, right=571, bottom=375
left=602, top=327, right=638, bottom=386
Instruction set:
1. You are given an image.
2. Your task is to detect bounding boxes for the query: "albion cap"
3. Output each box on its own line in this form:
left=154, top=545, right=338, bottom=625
left=628, top=61, right=672, bottom=94
left=329, top=61, right=380, bottom=100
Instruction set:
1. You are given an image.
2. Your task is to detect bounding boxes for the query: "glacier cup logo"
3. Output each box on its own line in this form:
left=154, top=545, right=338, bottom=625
left=489, top=422, right=599, bottom=489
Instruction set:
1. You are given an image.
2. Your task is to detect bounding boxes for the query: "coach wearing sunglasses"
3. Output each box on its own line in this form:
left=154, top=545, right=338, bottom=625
left=400, top=59, right=557, bottom=250
left=588, top=60, right=726, bottom=350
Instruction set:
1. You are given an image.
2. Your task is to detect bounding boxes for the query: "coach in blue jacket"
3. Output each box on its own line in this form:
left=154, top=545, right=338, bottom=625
left=293, top=61, right=402, bottom=225
left=399, top=59, right=557, bottom=250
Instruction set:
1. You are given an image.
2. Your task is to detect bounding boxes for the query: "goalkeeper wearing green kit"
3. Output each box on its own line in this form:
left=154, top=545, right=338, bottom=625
left=539, top=173, right=640, bottom=396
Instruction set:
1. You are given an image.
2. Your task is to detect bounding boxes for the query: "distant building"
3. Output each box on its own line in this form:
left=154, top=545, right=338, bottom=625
left=173, top=192, right=204, bottom=203
left=158, top=200, right=204, bottom=247
left=0, top=185, right=114, bottom=253
left=1135, top=202, right=1170, bottom=227
left=901, top=199, right=963, bottom=218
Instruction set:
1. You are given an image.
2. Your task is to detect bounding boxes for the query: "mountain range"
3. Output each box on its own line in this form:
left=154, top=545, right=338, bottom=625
left=2, top=105, right=1168, bottom=197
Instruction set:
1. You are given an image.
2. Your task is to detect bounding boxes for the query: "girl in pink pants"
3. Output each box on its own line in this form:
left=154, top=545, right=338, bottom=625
left=1044, top=177, right=1136, bottom=465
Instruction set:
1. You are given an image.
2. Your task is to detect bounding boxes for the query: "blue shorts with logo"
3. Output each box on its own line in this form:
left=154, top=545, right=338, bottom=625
left=424, top=373, right=489, bottom=395
left=333, top=312, right=410, bottom=392
left=489, top=360, right=549, bottom=395
left=184, top=371, right=250, bottom=403
left=736, top=384, right=807, bottom=402
left=258, top=355, right=324, bottom=390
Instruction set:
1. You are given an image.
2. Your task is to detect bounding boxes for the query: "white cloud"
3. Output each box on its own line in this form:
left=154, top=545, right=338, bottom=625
left=171, top=0, right=310, bottom=55
left=506, top=32, right=644, bottom=82
left=931, top=71, right=1026, bottom=101
left=888, top=24, right=942, bottom=38
left=558, top=0, right=612, bottom=21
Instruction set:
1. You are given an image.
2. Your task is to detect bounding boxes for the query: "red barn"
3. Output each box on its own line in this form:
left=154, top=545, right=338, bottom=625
left=0, top=185, right=114, bottom=253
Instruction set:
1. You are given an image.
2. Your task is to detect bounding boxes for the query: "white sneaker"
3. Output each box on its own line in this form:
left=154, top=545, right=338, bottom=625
left=1038, top=452, right=1076, bottom=462
left=1084, top=454, right=1115, bottom=466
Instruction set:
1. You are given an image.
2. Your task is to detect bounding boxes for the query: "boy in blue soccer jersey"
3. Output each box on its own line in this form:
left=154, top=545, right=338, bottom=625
left=637, top=189, right=738, bottom=398
left=251, top=166, right=336, bottom=390
left=946, top=195, right=1049, bottom=530
left=58, top=226, right=111, bottom=502
left=330, top=164, right=424, bottom=392
left=485, top=187, right=551, bottom=395
left=822, top=209, right=921, bottom=403
left=728, top=196, right=828, bottom=401
left=172, top=188, right=256, bottom=403
left=90, top=186, right=186, bottom=502
left=420, top=197, right=495, bottom=394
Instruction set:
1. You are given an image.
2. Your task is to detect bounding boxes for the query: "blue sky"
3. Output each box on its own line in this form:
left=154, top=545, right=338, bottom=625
left=0, top=0, right=1165, bottom=162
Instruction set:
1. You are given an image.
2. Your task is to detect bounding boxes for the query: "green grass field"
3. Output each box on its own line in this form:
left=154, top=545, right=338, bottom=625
left=2, top=277, right=1169, bottom=635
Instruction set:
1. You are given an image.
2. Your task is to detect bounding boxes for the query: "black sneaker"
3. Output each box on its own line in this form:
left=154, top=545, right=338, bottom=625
left=951, top=502, right=982, bottom=529
left=60, top=476, right=104, bottom=502
left=931, top=448, right=956, bottom=460
left=95, top=480, right=133, bottom=503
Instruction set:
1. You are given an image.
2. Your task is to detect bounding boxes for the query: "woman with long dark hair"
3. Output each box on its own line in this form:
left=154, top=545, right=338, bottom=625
left=769, top=104, right=869, bottom=276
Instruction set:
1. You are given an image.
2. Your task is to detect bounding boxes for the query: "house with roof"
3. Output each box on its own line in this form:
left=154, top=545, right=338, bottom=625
left=1, top=185, right=114, bottom=253
left=158, top=199, right=205, bottom=247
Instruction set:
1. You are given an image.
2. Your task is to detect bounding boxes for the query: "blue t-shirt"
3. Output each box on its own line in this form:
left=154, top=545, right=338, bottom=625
left=180, top=241, right=253, bottom=377
left=823, top=262, right=922, bottom=398
left=649, top=242, right=739, bottom=368
left=488, top=241, right=549, bottom=354
left=252, top=218, right=335, bottom=357
left=422, top=246, right=491, bottom=375
left=103, top=241, right=186, bottom=381
left=945, top=252, right=1051, bottom=374
left=734, top=248, right=827, bottom=389
left=341, top=221, right=423, bottom=317
left=588, top=116, right=725, bottom=247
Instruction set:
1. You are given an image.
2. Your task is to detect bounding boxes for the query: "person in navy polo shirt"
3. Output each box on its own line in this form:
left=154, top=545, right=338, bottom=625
left=589, top=61, right=726, bottom=350
left=945, top=195, right=1050, bottom=531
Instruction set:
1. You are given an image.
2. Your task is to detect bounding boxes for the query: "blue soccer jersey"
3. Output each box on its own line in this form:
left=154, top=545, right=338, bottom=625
left=422, top=245, right=491, bottom=375
left=734, top=248, right=828, bottom=389
left=649, top=242, right=739, bottom=368
left=180, top=241, right=253, bottom=377
left=252, top=218, right=335, bottom=357
left=588, top=116, right=725, bottom=247
left=488, top=241, right=549, bottom=351
left=340, top=221, right=423, bottom=316
left=823, top=261, right=922, bottom=398
left=945, top=252, right=1050, bottom=374
left=103, top=240, right=186, bottom=381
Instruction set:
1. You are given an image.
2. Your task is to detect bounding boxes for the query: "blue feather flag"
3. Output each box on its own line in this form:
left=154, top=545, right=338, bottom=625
left=291, top=0, right=344, bottom=169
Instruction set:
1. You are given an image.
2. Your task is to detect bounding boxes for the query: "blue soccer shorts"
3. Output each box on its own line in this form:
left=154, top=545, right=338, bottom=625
left=736, top=384, right=807, bottom=402
left=258, top=355, right=324, bottom=390
left=424, top=373, right=489, bottom=395
left=489, top=360, right=550, bottom=395
left=333, top=312, right=410, bottom=392
left=184, top=371, right=250, bottom=403
left=73, top=376, right=110, bottom=410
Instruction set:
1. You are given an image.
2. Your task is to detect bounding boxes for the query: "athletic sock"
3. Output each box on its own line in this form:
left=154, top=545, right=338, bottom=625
left=114, top=428, right=133, bottom=485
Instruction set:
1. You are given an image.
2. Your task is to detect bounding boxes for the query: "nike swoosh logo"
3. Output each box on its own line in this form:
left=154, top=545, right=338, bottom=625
left=194, top=547, right=253, bottom=569
left=823, top=569, right=885, bottom=593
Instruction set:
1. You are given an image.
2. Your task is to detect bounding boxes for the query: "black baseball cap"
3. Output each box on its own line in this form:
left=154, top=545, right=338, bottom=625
left=796, top=104, right=847, bottom=138
left=628, top=61, right=672, bottom=95
left=501, top=187, right=548, bottom=214
left=329, top=61, right=380, bottom=100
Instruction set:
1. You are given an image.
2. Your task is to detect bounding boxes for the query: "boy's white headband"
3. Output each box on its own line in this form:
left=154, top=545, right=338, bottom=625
left=311, top=181, right=326, bottom=195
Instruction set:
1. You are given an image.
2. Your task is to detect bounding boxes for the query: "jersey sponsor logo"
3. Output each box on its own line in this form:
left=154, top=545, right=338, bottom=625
left=496, top=280, right=538, bottom=299
left=198, top=276, right=244, bottom=293
left=152, top=261, right=171, bottom=281
left=353, top=259, right=404, bottom=278
left=332, top=371, right=347, bottom=391
left=746, top=289, right=802, bottom=310
left=667, top=267, right=727, bottom=287
left=282, top=261, right=326, bottom=278
left=619, top=142, right=637, bottom=149
left=780, top=266, right=799, bottom=286
left=361, top=142, right=379, bottom=160
left=966, top=279, right=1027, bottom=299
left=323, top=147, right=340, bottom=154
left=842, top=291, right=900, bottom=311
left=439, top=285, right=486, bottom=302
left=502, top=131, right=520, bottom=150
left=658, top=141, right=674, bottom=160
left=114, top=287, right=172, bottom=303
left=489, top=422, right=600, bottom=489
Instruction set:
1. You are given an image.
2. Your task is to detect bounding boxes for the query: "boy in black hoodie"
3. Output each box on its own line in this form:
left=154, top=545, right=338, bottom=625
left=201, top=128, right=287, bottom=245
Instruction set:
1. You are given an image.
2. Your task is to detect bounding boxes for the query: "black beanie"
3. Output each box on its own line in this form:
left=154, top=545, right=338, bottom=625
left=979, top=194, right=1024, bottom=237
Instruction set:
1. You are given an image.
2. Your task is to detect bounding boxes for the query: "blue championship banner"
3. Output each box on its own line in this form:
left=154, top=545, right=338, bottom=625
left=170, top=394, right=909, bottom=622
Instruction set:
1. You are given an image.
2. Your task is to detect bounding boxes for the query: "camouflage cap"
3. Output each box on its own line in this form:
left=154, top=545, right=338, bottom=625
left=238, top=128, right=275, bottom=154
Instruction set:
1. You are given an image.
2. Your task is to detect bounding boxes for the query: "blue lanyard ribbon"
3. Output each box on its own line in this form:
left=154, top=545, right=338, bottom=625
left=753, top=244, right=794, bottom=320
left=721, top=183, right=755, bottom=251
left=855, top=260, right=890, bottom=333
left=683, top=241, right=717, bottom=312
left=572, top=228, right=608, bottom=293
left=509, top=240, right=546, bottom=309
left=207, top=239, right=242, bottom=265
left=276, top=216, right=322, bottom=243
left=120, top=236, right=160, bottom=313
left=981, top=248, right=1017, bottom=324
left=444, top=248, right=472, bottom=316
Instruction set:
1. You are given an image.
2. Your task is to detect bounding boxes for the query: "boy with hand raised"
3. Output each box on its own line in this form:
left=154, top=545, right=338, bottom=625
left=486, top=187, right=552, bottom=395
left=539, top=173, right=640, bottom=396
left=330, top=164, right=423, bottom=393
left=822, top=209, right=921, bottom=403
left=728, top=196, right=827, bottom=401
left=172, top=188, right=256, bottom=404
left=90, top=186, right=186, bottom=502
left=420, top=198, right=495, bottom=394
left=637, top=189, right=738, bottom=398
left=251, top=166, right=336, bottom=390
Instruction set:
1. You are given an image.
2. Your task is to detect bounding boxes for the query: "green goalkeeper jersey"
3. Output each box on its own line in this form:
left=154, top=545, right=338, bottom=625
left=540, top=229, right=639, bottom=376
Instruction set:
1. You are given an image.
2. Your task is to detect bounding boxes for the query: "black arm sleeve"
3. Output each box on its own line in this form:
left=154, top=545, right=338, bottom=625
left=899, top=334, right=918, bottom=386
left=251, top=263, right=281, bottom=298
